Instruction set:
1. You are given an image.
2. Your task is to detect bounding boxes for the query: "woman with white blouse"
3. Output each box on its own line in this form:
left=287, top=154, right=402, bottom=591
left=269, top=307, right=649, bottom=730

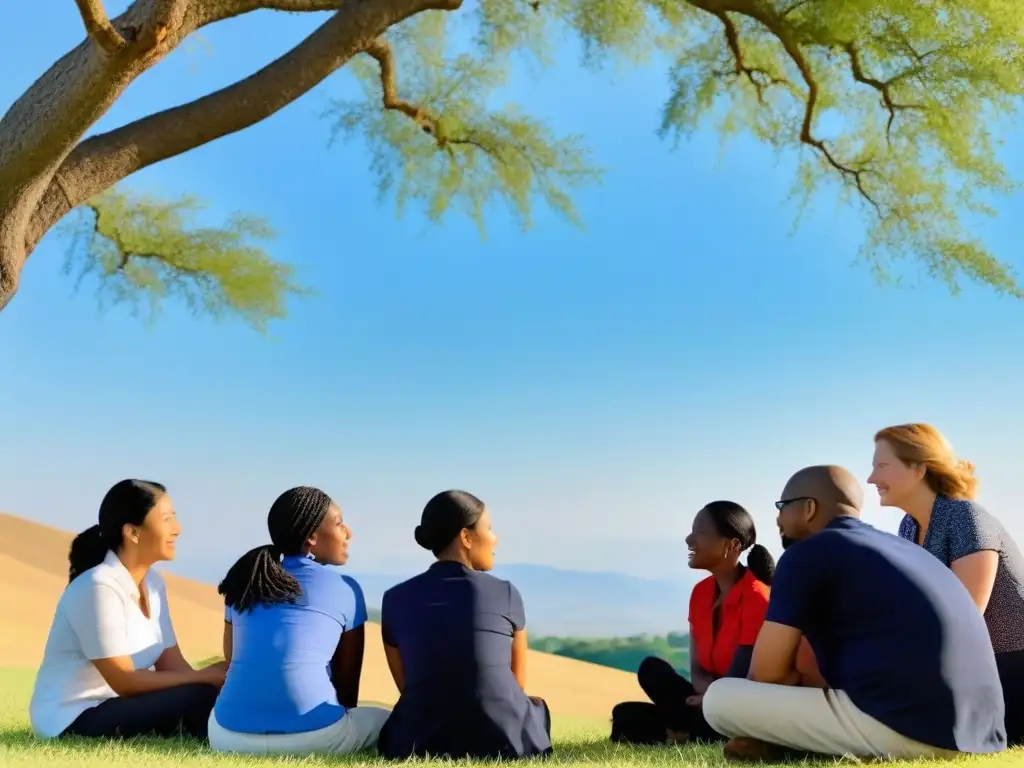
left=29, top=479, right=226, bottom=740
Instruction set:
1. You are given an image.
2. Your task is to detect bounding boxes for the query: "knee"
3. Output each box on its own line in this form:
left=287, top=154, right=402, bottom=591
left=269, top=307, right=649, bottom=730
left=637, top=656, right=667, bottom=684
left=701, top=678, right=741, bottom=731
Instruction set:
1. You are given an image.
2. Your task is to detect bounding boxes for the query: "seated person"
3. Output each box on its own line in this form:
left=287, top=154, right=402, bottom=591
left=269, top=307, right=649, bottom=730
left=611, top=501, right=773, bottom=744
left=376, top=490, right=552, bottom=760
left=702, top=465, right=1006, bottom=762
left=871, top=423, right=1024, bottom=745
left=29, top=480, right=224, bottom=740
left=209, top=486, right=388, bottom=755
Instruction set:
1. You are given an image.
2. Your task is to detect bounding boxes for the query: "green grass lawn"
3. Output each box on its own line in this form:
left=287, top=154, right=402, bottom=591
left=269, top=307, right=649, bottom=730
left=1, top=667, right=1022, bottom=767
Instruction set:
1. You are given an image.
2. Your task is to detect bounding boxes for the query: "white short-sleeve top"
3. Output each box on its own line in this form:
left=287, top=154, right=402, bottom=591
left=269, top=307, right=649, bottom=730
left=29, top=549, right=178, bottom=738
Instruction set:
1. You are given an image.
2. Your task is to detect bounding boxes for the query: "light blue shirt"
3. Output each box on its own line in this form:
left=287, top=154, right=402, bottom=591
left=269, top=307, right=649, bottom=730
left=214, top=555, right=367, bottom=734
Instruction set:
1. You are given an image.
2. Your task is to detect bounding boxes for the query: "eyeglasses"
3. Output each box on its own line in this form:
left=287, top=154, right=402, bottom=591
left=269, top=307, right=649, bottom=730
left=774, top=496, right=814, bottom=511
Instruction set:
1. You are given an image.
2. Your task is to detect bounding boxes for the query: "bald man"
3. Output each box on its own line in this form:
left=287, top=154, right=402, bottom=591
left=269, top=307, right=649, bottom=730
left=701, top=465, right=1006, bottom=762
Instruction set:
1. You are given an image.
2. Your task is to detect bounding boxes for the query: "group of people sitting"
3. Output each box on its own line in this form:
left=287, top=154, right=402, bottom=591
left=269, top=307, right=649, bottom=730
left=25, top=421, right=1024, bottom=763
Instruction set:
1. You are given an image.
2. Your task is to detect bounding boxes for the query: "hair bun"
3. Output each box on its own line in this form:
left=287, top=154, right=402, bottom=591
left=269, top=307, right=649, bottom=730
left=413, top=524, right=433, bottom=551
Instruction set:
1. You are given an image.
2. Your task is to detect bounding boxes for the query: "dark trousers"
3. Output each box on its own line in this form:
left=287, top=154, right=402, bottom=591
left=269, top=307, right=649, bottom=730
left=998, top=650, right=1024, bottom=746
left=611, top=657, right=721, bottom=744
left=62, top=683, right=219, bottom=740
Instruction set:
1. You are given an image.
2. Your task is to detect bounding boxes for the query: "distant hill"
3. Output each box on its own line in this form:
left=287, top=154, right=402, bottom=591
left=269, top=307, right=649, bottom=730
left=352, top=563, right=698, bottom=637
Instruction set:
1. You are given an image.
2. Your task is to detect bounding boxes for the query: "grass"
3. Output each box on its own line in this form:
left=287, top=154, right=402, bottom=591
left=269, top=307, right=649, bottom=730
left=1, top=668, right=1022, bottom=768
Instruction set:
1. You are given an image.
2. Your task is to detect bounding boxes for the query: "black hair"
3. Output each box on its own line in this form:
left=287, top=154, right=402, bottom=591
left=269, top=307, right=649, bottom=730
left=218, top=486, right=333, bottom=613
left=414, top=490, right=485, bottom=556
left=701, top=500, right=775, bottom=586
left=68, top=479, right=167, bottom=583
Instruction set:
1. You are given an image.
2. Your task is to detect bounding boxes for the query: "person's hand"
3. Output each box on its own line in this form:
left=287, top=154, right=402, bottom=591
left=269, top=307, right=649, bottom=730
left=685, top=694, right=703, bottom=707
left=196, top=661, right=227, bottom=688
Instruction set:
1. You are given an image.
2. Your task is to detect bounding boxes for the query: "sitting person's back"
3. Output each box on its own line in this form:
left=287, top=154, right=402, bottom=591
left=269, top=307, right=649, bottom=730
left=377, top=490, right=552, bottom=760
left=702, top=465, right=1005, bottom=762
left=210, top=487, right=388, bottom=756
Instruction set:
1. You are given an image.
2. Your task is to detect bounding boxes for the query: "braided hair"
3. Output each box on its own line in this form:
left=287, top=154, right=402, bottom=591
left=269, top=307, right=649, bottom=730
left=218, top=486, right=333, bottom=613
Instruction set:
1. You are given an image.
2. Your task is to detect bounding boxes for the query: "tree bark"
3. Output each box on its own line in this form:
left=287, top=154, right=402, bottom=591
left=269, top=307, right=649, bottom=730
left=0, top=0, right=460, bottom=311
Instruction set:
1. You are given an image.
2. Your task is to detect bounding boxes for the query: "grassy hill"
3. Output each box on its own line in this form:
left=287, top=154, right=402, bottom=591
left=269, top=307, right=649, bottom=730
left=0, top=512, right=643, bottom=720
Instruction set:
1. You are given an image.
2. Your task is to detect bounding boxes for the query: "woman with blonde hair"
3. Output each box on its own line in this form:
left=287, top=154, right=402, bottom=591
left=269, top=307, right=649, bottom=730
left=868, top=423, right=1024, bottom=744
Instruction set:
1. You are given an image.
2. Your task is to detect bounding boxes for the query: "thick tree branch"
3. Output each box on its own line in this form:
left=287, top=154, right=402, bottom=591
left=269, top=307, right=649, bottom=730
left=25, top=0, right=463, bottom=252
left=74, top=0, right=127, bottom=54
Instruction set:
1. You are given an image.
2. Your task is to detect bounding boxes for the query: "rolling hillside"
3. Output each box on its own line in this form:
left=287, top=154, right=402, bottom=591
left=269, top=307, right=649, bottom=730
left=0, top=513, right=643, bottom=719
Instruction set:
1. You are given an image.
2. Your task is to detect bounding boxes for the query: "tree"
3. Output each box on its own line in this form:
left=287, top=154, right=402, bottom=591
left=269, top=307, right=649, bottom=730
left=1, top=0, right=1021, bottom=329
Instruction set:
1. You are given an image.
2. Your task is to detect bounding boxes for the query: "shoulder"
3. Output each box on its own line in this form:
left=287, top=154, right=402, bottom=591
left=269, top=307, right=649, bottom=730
left=473, top=569, right=518, bottom=596
left=308, top=565, right=363, bottom=601
left=65, top=561, right=122, bottom=599
left=935, top=496, right=993, bottom=524
left=690, top=574, right=715, bottom=600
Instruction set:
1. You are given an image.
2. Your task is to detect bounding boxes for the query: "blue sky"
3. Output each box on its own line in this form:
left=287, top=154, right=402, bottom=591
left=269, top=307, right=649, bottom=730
left=1, top=3, right=1022, bottom=584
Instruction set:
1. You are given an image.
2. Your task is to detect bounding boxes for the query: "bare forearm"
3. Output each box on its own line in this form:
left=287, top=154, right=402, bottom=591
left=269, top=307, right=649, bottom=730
left=107, top=668, right=202, bottom=697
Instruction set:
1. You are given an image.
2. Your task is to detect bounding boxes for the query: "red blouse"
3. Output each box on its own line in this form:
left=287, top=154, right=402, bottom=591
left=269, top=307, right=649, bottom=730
left=687, top=568, right=770, bottom=677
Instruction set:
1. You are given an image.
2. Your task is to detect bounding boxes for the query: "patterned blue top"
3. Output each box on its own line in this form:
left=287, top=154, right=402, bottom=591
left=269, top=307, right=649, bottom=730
left=899, top=496, right=1024, bottom=654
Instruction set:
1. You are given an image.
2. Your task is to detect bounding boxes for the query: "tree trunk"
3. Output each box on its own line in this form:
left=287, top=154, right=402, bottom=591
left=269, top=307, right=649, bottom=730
left=0, top=0, right=460, bottom=310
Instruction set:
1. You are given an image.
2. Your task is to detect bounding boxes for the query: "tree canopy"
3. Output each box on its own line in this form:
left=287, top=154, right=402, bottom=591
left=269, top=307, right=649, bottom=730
left=1, top=0, right=1021, bottom=328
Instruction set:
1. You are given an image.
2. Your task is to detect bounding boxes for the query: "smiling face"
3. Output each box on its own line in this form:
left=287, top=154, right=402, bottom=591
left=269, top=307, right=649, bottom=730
left=307, top=503, right=352, bottom=566
left=685, top=507, right=738, bottom=571
left=868, top=439, right=926, bottom=508
left=127, top=493, right=180, bottom=565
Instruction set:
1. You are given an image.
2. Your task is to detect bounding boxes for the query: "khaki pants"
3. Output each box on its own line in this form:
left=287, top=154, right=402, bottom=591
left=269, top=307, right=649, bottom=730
left=208, top=706, right=390, bottom=755
left=702, top=678, right=957, bottom=759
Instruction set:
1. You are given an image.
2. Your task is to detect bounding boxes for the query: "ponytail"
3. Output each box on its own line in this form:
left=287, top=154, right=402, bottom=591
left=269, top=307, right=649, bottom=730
left=746, top=543, right=775, bottom=587
left=217, top=545, right=301, bottom=613
left=69, top=525, right=110, bottom=583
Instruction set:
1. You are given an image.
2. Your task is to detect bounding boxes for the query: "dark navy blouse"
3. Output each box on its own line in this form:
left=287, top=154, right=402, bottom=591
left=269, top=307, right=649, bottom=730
left=377, top=561, right=552, bottom=760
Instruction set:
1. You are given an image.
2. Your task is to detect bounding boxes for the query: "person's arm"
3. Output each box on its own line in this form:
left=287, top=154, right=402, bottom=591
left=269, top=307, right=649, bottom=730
left=944, top=503, right=1002, bottom=614
left=795, top=637, right=827, bottom=688
left=509, top=583, right=528, bottom=691
left=952, top=551, right=999, bottom=613
left=331, top=624, right=366, bottom=709
left=511, top=629, right=529, bottom=690
left=689, top=630, right=715, bottom=694
left=153, top=576, right=194, bottom=673
left=748, top=623, right=802, bottom=684
left=154, top=644, right=194, bottom=673
left=222, top=616, right=233, bottom=665
left=748, top=544, right=820, bottom=686
left=380, top=589, right=404, bottom=693
left=724, top=583, right=770, bottom=679
left=330, top=575, right=368, bottom=709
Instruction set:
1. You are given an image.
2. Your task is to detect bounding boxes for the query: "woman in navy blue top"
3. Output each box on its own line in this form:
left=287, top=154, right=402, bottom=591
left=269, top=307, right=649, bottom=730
left=377, top=490, right=552, bottom=760
left=210, top=487, right=389, bottom=756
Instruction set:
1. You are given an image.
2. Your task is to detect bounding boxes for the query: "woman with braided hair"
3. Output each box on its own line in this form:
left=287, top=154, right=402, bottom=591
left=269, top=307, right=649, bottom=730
left=376, top=490, right=553, bottom=760
left=209, top=486, right=389, bottom=755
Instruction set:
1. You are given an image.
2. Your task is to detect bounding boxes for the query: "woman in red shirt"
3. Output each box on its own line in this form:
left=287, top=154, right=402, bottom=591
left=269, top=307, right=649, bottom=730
left=611, top=501, right=773, bottom=745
